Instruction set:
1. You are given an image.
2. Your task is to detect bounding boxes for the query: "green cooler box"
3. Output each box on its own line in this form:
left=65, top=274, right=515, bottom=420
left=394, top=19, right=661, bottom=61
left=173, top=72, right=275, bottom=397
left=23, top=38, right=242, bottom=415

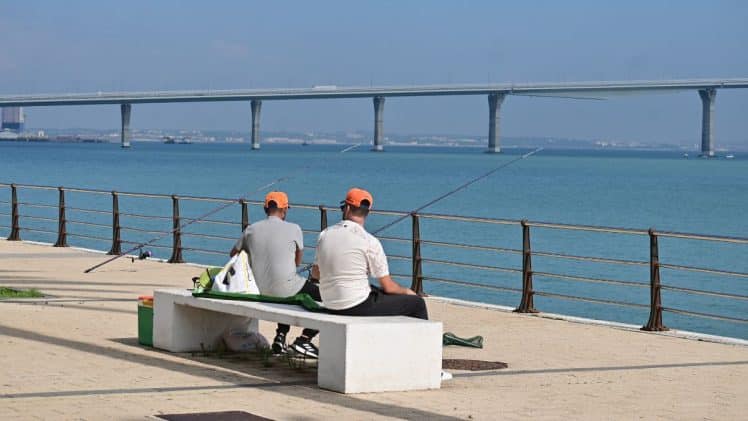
left=138, top=295, right=154, bottom=346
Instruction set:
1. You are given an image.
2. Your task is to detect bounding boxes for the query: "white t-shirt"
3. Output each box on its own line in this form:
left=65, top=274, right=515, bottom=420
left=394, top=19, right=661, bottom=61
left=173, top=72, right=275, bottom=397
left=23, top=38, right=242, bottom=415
left=314, top=220, right=389, bottom=310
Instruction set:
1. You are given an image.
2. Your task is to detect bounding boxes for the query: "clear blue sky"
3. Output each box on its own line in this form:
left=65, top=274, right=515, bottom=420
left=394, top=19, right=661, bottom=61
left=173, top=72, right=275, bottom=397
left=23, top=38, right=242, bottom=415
left=1, top=1, right=747, bottom=145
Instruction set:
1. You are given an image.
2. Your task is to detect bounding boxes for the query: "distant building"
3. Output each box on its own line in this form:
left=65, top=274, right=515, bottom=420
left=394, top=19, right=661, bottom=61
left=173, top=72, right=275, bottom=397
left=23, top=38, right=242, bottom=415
left=1, top=107, right=25, bottom=132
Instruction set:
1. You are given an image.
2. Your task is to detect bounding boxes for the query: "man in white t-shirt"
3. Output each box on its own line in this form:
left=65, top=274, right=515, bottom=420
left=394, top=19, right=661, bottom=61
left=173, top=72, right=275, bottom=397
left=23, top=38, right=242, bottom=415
left=231, top=191, right=322, bottom=358
left=311, top=188, right=428, bottom=319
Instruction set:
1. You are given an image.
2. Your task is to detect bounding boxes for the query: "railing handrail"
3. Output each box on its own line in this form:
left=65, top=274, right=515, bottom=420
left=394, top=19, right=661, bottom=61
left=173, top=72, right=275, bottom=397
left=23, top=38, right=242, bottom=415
left=2, top=181, right=746, bottom=244
left=2, top=180, right=747, bottom=335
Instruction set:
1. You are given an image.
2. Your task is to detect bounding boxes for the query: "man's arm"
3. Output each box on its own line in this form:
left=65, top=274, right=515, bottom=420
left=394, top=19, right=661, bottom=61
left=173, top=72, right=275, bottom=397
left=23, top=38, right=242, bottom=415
left=366, top=236, right=413, bottom=294
left=231, top=232, right=246, bottom=257
left=378, top=275, right=416, bottom=295
left=311, top=264, right=320, bottom=281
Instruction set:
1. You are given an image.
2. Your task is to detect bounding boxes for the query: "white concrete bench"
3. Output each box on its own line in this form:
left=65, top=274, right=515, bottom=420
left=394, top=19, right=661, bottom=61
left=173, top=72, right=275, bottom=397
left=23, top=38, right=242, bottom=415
left=153, top=288, right=442, bottom=393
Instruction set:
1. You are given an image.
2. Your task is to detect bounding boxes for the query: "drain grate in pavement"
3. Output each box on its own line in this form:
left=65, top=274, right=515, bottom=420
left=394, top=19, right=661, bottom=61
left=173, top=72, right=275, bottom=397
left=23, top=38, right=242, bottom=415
left=156, top=411, right=272, bottom=421
left=442, top=359, right=508, bottom=371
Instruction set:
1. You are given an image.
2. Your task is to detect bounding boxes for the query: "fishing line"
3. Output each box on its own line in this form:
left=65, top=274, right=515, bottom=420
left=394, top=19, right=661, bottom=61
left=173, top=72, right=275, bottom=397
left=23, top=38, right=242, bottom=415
left=83, top=143, right=362, bottom=273
left=370, top=147, right=543, bottom=236
left=297, top=147, right=542, bottom=274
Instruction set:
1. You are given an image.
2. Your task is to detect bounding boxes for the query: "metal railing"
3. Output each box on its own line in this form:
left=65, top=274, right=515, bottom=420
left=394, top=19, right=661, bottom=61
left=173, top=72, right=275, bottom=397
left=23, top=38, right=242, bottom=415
left=1, top=182, right=746, bottom=335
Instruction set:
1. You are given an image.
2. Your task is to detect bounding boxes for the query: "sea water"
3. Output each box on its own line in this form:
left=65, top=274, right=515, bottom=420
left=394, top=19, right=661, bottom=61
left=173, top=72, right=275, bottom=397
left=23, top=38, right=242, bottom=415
left=1, top=142, right=746, bottom=339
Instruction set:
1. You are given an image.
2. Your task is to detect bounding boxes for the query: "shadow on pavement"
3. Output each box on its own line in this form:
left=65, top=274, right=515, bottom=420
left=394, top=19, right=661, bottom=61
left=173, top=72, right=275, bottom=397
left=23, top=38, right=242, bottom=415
left=0, top=324, right=461, bottom=421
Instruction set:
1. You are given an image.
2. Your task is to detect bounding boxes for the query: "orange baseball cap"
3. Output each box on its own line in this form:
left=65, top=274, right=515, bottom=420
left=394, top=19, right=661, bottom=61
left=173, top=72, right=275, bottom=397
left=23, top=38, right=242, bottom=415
left=342, top=188, right=373, bottom=209
left=265, top=191, right=289, bottom=209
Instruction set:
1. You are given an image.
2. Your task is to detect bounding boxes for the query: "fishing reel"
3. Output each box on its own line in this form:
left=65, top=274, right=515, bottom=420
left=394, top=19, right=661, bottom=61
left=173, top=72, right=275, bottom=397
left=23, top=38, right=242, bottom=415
left=130, top=248, right=152, bottom=263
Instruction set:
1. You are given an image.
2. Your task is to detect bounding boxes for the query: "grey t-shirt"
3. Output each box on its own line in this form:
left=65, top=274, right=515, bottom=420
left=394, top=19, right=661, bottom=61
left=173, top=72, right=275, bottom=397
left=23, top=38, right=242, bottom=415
left=233, top=216, right=305, bottom=297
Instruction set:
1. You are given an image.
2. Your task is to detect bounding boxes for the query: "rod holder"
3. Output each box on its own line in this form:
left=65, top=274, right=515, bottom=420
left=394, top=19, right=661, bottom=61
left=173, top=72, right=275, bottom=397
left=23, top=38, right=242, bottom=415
left=515, top=220, right=538, bottom=313
left=240, top=199, right=249, bottom=232
left=642, top=228, right=668, bottom=331
left=53, top=187, right=68, bottom=247
left=7, top=184, right=20, bottom=241
left=319, top=205, right=328, bottom=231
left=168, top=195, right=184, bottom=263
left=411, top=212, right=424, bottom=295
left=107, top=191, right=122, bottom=255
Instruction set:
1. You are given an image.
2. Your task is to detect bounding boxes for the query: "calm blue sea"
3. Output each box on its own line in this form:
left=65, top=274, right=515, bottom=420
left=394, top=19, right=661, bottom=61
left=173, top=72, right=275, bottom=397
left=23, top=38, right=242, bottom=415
left=1, top=141, right=746, bottom=339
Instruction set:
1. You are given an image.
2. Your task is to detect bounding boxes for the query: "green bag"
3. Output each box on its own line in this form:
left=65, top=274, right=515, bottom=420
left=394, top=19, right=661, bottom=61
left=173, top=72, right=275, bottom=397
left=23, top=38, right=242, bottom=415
left=192, top=267, right=223, bottom=292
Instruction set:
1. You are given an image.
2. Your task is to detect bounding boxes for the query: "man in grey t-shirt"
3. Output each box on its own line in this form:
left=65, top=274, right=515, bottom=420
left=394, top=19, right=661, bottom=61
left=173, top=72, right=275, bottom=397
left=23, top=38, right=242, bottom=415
left=231, top=191, right=321, bottom=358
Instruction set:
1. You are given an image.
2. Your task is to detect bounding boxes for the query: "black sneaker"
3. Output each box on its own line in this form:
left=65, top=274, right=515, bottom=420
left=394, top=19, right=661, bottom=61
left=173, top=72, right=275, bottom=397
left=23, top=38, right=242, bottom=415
left=272, top=332, right=287, bottom=355
left=290, top=336, right=319, bottom=359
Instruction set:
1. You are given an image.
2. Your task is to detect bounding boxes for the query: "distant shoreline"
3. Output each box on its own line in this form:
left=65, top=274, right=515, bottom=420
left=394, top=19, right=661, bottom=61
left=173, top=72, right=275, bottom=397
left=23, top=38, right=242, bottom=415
left=1, top=138, right=744, bottom=153
left=2, top=128, right=746, bottom=153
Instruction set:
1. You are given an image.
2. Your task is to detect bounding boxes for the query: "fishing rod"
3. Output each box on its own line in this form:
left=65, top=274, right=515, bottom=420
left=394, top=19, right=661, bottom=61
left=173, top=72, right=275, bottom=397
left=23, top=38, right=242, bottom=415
left=83, top=143, right=362, bottom=273
left=297, top=147, right=543, bottom=274
left=371, top=147, right=543, bottom=236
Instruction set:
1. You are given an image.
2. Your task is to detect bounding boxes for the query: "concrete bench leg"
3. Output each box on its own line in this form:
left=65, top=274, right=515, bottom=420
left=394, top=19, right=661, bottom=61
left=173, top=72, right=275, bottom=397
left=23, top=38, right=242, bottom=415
left=153, top=290, right=258, bottom=352
left=317, top=321, right=443, bottom=393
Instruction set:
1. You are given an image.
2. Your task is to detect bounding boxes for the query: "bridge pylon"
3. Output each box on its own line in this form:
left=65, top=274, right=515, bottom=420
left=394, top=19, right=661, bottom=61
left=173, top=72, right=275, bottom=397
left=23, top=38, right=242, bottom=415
left=120, top=103, right=131, bottom=149
left=699, top=88, right=716, bottom=157
left=251, top=100, right=262, bottom=150
left=487, top=92, right=505, bottom=153
left=372, top=96, right=385, bottom=152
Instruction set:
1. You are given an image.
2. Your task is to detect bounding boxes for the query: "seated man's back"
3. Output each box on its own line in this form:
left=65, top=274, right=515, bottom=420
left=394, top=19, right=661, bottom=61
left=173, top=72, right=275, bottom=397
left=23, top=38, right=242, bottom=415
left=316, top=220, right=385, bottom=310
left=241, top=216, right=305, bottom=298
left=313, top=187, right=428, bottom=320
left=231, top=191, right=322, bottom=358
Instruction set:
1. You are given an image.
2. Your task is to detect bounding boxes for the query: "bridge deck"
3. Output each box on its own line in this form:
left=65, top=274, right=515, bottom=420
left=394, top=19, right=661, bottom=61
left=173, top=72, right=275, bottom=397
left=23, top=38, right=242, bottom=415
left=0, top=239, right=746, bottom=419
left=2, top=78, right=748, bottom=106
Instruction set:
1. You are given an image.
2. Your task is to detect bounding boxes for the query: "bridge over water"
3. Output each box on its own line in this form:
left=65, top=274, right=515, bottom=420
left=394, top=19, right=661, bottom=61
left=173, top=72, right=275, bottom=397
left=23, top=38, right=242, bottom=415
left=1, top=78, right=747, bottom=155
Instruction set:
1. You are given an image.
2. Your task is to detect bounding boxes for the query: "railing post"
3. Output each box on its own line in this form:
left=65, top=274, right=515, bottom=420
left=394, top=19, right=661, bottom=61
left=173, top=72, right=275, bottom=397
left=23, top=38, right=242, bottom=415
left=107, top=191, right=122, bottom=255
left=515, top=220, right=538, bottom=313
left=319, top=205, right=328, bottom=231
left=240, top=199, right=249, bottom=232
left=168, top=195, right=184, bottom=263
left=411, top=212, right=424, bottom=295
left=642, top=228, right=668, bottom=331
left=53, top=187, right=68, bottom=247
left=7, top=183, right=20, bottom=241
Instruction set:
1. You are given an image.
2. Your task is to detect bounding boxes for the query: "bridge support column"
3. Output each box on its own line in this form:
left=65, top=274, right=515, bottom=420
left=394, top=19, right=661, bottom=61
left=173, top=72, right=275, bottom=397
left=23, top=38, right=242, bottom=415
left=487, top=92, right=505, bottom=154
left=372, top=96, right=385, bottom=152
left=698, top=88, right=716, bottom=157
left=251, top=99, right=262, bottom=150
left=120, top=103, right=131, bottom=148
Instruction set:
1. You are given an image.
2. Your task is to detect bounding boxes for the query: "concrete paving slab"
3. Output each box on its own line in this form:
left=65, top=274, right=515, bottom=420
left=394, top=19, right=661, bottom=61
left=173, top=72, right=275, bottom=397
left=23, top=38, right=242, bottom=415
left=0, top=239, right=746, bottom=420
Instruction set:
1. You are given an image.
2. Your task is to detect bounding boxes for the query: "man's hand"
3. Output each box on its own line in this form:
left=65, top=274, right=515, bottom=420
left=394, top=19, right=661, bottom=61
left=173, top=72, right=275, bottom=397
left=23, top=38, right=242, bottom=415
left=378, top=275, right=414, bottom=295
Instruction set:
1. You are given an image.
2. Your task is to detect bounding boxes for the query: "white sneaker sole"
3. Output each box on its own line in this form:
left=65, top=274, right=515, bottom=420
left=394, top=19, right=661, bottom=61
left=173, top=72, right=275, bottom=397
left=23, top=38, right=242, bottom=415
left=290, top=344, right=319, bottom=359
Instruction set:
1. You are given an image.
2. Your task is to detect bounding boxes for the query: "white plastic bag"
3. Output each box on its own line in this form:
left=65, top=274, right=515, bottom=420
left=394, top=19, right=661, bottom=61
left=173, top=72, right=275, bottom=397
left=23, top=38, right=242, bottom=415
left=222, top=328, right=269, bottom=352
left=211, top=250, right=260, bottom=294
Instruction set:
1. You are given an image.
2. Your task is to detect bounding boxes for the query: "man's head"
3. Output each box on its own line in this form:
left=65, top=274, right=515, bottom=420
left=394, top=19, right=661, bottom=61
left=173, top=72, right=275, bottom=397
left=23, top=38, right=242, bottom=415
left=264, top=191, right=289, bottom=219
left=340, top=187, right=373, bottom=223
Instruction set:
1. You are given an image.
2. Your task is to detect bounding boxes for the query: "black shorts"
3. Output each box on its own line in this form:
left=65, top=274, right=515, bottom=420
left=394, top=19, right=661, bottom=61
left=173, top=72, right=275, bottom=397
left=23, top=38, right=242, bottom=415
left=328, top=286, right=428, bottom=320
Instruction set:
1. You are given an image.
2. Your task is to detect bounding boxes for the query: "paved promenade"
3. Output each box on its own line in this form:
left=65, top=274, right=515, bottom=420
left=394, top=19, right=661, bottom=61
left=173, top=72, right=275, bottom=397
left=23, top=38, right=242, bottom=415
left=0, top=239, right=746, bottom=420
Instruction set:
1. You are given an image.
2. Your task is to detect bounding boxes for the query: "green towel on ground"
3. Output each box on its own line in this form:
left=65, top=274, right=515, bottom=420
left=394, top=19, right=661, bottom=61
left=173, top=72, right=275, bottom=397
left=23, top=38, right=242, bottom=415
left=192, top=290, right=324, bottom=312
left=443, top=331, right=483, bottom=348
